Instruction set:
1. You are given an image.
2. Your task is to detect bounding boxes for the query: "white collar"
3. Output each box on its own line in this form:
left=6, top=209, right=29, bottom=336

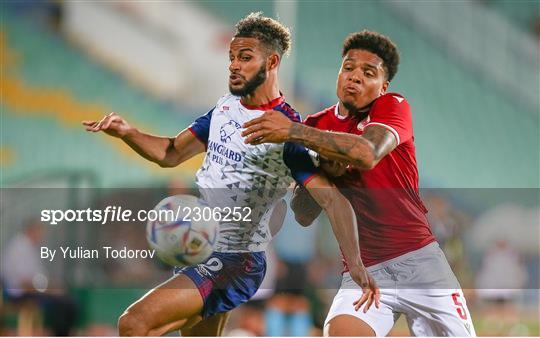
left=335, top=102, right=372, bottom=120
left=334, top=103, right=348, bottom=120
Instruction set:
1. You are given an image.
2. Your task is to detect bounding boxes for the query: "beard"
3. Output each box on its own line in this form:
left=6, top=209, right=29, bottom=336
left=341, top=99, right=362, bottom=114
left=341, top=95, right=373, bottom=117
left=229, top=63, right=267, bottom=97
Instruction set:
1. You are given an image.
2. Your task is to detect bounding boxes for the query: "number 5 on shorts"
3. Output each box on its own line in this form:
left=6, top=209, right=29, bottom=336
left=451, top=292, right=467, bottom=320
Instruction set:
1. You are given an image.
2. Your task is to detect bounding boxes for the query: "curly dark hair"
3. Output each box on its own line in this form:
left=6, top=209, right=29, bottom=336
left=342, top=30, right=400, bottom=82
left=234, top=12, right=291, bottom=57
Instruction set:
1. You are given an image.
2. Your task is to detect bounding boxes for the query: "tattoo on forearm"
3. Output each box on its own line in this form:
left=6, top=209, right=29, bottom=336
left=289, top=123, right=372, bottom=166
left=362, top=127, right=397, bottom=159
left=289, top=123, right=396, bottom=168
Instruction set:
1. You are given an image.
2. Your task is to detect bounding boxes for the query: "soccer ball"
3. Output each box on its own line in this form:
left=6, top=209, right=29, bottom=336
left=146, top=194, right=218, bottom=266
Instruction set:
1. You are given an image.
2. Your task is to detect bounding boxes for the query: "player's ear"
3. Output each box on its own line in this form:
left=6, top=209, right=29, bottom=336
left=380, top=80, right=389, bottom=96
left=267, top=53, right=280, bottom=71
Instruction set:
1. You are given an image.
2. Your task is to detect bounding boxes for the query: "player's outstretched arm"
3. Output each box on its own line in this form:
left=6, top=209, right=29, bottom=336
left=242, top=110, right=396, bottom=170
left=82, top=113, right=205, bottom=168
left=304, top=174, right=380, bottom=312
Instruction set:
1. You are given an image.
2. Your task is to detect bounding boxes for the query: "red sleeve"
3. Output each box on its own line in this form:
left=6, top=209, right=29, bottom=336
left=365, top=93, right=413, bottom=145
left=304, top=106, right=333, bottom=128
left=304, top=114, right=318, bottom=127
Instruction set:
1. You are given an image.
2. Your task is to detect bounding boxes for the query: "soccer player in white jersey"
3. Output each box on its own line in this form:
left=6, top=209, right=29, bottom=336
left=83, top=13, right=378, bottom=336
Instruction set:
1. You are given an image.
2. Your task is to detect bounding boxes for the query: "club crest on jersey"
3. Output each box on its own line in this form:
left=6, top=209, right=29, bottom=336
left=220, top=120, right=241, bottom=143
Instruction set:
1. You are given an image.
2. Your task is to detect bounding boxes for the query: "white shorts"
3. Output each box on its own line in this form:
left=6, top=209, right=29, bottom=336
left=324, top=242, right=476, bottom=337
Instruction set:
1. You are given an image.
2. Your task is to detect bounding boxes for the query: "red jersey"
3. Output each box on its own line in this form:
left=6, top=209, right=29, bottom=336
left=304, top=93, right=436, bottom=269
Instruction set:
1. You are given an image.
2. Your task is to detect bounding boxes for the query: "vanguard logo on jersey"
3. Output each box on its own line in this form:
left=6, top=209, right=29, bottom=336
left=220, top=120, right=241, bottom=143
left=207, top=140, right=242, bottom=164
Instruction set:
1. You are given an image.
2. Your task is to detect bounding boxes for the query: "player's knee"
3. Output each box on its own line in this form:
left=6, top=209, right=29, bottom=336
left=118, top=311, right=148, bottom=336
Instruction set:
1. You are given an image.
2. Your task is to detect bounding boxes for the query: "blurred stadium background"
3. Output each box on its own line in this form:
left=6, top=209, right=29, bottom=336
left=1, top=0, right=539, bottom=336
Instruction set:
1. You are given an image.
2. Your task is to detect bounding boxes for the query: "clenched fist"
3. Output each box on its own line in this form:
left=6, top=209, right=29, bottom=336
left=320, top=157, right=348, bottom=177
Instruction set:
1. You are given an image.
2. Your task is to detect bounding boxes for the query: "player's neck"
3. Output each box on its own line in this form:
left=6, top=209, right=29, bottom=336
left=338, top=101, right=370, bottom=120
left=240, top=78, right=281, bottom=109
left=337, top=102, right=352, bottom=117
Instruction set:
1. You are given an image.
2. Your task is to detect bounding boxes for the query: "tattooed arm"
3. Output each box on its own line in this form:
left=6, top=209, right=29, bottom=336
left=288, top=123, right=395, bottom=169
left=242, top=110, right=397, bottom=170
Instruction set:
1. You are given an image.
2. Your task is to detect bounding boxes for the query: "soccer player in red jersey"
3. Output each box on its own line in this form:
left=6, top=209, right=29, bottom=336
left=242, top=30, right=476, bottom=336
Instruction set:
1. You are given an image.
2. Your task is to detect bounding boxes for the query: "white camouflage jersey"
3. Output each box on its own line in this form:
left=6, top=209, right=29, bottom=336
left=189, top=94, right=317, bottom=253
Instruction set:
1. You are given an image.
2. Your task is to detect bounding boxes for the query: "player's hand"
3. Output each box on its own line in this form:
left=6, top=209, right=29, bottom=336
left=349, top=264, right=380, bottom=313
left=241, top=110, right=292, bottom=145
left=291, top=183, right=322, bottom=226
left=320, top=157, right=348, bottom=177
left=82, top=112, right=133, bottom=138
